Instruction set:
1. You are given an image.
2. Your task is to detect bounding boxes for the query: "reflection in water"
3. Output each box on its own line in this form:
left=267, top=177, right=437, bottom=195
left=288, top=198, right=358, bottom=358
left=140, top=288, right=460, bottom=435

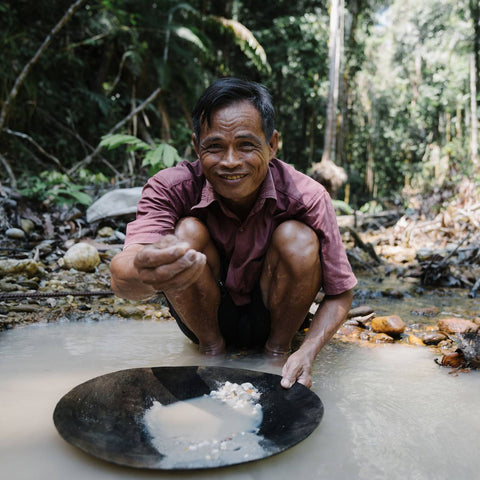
left=0, top=317, right=479, bottom=480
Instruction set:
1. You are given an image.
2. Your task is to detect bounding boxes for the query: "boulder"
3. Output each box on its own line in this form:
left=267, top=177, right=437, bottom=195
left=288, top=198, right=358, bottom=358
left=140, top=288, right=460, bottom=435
left=371, top=315, right=406, bottom=336
left=437, top=318, right=479, bottom=334
left=86, top=187, right=143, bottom=223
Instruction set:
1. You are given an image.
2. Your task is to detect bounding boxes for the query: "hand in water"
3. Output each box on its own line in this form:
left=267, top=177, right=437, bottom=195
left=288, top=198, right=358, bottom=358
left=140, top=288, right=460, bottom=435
left=280, top=350, right=313, bottom=389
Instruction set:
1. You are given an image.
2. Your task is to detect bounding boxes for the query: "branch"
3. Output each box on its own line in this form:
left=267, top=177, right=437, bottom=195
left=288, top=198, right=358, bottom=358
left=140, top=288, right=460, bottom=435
left=0, top=0, right=87, bottom=132
left=0, top=153, right=17, bottom=188
left=4, top=129, right=66, bottom=172
left=67, top=87, right=162, bottom=175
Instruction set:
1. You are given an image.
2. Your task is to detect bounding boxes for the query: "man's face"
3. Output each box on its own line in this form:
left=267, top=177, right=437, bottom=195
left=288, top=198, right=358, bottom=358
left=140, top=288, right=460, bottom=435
left=194, top=101, right=278, bottom=217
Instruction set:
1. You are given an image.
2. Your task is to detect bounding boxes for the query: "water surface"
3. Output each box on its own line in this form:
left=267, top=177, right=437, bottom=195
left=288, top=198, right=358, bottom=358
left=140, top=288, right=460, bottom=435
left=0, top=317, right=478, bottom=480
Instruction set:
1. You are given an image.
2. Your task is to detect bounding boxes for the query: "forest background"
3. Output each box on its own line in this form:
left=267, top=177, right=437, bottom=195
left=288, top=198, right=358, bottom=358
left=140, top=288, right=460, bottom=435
left=1, top=0, right=479, bottom=213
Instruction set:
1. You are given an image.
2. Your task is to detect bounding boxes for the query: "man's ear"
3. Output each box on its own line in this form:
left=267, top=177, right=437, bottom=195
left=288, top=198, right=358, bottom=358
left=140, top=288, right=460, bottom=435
left=269, top=130, right=279, bottom=159
left=192, top=133, right=200, bottom=157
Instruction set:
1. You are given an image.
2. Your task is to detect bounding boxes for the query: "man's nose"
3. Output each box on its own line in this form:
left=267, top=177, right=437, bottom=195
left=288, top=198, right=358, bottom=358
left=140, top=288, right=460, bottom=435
left=222, top=147, right=242, bottom=167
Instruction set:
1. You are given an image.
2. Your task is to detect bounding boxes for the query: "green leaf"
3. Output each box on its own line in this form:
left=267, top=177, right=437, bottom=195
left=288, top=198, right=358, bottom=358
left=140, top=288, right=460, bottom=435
left=142, top=144, right=165, bottom=167
left=141, top=142, right=182, bottom=174
left=172, top=26, right=207, bottom=53
left=55, top=188, right=93, bottom=206
left=100, top=134, right=150, bottom=151
left=332, top=199, right=354, bottom=215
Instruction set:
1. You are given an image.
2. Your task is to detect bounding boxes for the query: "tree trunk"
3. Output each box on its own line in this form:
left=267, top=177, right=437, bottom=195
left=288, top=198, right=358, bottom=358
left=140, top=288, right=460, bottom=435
left=321, top=0, right=341, bottom=164
left=470, top=52, right=479, bottom=167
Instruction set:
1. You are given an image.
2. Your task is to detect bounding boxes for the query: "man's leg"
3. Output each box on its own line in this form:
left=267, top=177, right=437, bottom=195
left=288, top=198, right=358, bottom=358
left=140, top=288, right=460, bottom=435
left=163, top=217, right=225, bottom=355
left=260, top=221, right=322, bottom=355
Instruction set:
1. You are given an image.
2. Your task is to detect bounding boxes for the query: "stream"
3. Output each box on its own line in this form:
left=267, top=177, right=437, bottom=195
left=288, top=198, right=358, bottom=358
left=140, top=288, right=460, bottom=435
left=1, top=300, right=479, bottom=480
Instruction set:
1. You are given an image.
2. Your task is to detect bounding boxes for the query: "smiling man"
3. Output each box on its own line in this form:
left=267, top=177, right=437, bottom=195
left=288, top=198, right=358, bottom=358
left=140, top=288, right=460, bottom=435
left=110, top=78, right=357, bottom=389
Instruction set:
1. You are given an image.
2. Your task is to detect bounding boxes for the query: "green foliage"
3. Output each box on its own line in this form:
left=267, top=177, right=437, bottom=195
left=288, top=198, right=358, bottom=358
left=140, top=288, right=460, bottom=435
left=332, top=199, right=355, bottom=215
left=100, top=133, right=182, bottom=176
left=1, top=0, right=478, bottom=209
left=18, top=168, right=108, bottom=207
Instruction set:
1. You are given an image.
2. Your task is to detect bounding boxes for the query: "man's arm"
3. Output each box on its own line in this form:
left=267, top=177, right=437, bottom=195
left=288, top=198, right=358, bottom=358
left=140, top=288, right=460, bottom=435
left=280, top=289, right=353, bottom=388
left=110, top=235, right=206, bottom=301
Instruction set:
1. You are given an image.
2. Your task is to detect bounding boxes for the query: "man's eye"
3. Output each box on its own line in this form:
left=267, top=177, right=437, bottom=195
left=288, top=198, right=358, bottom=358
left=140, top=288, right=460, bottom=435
left=205, top=144, right=222, bottom=151
left=240, top=142, right=255, bottom=149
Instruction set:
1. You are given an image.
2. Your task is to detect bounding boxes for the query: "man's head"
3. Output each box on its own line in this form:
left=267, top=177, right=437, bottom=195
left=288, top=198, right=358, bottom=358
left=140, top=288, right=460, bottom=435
left=191, top=78, right=279, bottom=218
left=192, top=77, right=275, bottom=142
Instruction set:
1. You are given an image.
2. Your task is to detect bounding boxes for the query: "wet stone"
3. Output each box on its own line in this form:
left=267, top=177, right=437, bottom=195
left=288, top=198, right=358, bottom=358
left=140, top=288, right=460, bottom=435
left=407, top=334, right=425, bottom=346
left=421, top=332, right=448, bottom=345
left=347, top=305, right=375, bottom=318
left=411, top=306, right=440, bottom=317
left=371, top=315, right=406, bottom=337
left=371, top=333, right=394, bottom=343
left=381, top=289, right=404, bottom=299
left=437, top=318, right=479, bottom=334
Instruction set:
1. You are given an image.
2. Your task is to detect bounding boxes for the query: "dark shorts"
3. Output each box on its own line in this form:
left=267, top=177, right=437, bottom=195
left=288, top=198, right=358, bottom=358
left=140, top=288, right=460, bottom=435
left=166, top=282, right=271, bottom=349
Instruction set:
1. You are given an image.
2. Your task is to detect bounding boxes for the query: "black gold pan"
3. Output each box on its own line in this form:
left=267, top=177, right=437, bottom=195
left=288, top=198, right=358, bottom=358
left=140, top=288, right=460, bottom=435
left=53, top=365, right=323, bottom=470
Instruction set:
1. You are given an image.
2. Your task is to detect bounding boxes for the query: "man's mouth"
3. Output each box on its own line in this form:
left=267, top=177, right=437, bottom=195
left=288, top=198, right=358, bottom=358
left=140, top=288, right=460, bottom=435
left=220, top=174, right=247, bottom=180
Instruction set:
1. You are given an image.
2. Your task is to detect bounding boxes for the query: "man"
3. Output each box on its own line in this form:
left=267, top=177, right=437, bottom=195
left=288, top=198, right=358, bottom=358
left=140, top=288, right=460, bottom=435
left=110, top=77, right=357, bottom=389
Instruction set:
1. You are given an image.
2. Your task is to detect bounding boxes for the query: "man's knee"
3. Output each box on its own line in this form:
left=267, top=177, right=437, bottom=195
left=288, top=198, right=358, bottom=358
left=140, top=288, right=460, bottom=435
left=271, top=220, right=320, bottom=267
left=175, top=217, right=221, bottom=277
left=175, top=217, right=210, bottom=250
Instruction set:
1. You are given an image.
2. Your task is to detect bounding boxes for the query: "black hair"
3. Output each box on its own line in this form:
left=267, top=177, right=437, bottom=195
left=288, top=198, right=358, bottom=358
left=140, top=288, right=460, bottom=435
left=192, top=77, right=275, bottom=141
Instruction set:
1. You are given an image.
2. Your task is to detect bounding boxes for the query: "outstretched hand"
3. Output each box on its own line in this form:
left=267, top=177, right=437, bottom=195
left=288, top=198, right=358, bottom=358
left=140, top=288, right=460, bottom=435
left=133, top=235, right=207, bottom=293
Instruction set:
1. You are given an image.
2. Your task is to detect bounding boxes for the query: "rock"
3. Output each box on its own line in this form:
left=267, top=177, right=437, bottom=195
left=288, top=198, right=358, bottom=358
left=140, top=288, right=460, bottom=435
left=115, top=305, right=144, bottom=318
left=5, top=227, right=25, bottom=239
left=408, top=334, right=425, bottom=346
left=371, top=333, right=394, bottom=343
left=411, top=306, right=440, bottom=317
left=347, top=305, right=375, bottom=318
left=437, top=318, right=479, bottom=334
left=97, top=226, right=115, bottom=238
left=421, top=332, right=448, bottom=345
left=371, top=315, right=406, bottom=336
left=381, top=289, right=404, bottom=299
left=63, top=243, right=101, bottom=272
left=336, top=325, right=363, bottom=338
left=0, top=259, right=42, bottom=277
left=20, top=218, right=35, bottom=234
left=86, top=187, right=143, bottom=223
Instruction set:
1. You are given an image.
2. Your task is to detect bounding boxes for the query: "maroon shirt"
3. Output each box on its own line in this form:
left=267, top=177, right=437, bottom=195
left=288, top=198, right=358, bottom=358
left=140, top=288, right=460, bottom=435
left=125, top=158, right=357, bottom=305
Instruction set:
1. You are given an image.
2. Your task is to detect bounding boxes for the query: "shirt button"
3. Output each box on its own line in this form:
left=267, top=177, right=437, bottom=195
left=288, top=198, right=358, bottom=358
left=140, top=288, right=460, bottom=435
left=239, top=227, right=245, bottom=232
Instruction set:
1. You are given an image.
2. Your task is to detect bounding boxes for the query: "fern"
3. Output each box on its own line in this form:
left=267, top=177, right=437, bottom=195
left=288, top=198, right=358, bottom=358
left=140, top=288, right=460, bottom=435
left=100, top=133, right=182, bottom=175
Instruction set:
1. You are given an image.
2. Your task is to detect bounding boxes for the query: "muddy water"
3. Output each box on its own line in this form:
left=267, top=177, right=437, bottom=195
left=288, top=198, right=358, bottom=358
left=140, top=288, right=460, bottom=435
left=1, top=315, right=479, bottom=480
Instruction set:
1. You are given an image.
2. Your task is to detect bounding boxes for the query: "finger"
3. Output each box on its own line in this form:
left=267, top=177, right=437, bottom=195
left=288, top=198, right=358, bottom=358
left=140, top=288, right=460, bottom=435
left=139, top=251, right=206, bottom=289
left=134, top=242, right=190, bottom=269
left=156, top=252, right=207, bottom=290
left=281, top=376, right=295, bottom=389
left=296, top=371, right=313, bottom=389
left=280, top=361, right=299, bottom=389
